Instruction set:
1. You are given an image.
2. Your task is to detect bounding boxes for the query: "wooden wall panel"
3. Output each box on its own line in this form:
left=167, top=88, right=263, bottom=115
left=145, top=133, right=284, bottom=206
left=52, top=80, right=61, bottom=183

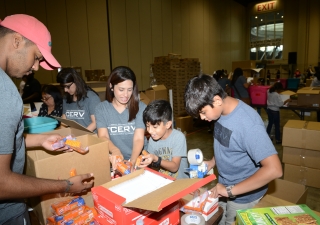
left=209, top=0, right=221, bottom=72
left=161, top=0, right=173, bottom=55
left=219, top=0, right=232, bottom=72
left=126, top=0, right=143, bottom=89
left=108, top=0, right=128, bottom=67
left=189, top=0, right=204, bottom=59
left=65, top=0, right=90, bottom=73
left=138, top=0, right=153, bottom=90
left=203, top=0, right=210, bottom=74
left=172, top=0, right=182, bottom=56
left=151, top=0, right=163, bottom=57
left=86, top=0, right=111, bottom=74
left=180, top=0, right=190, bottom=58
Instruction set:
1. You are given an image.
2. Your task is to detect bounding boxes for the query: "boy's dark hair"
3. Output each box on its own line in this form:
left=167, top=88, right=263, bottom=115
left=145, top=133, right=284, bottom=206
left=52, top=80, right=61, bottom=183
left=143, top=100, right=172, bottom=125
left=106, top=66, right=139, bottom=122
left=184, top=74, right=227, bottom=118
left=56, top=67, right=98, bottom=104
left=269, top=82, right=283, bottom=93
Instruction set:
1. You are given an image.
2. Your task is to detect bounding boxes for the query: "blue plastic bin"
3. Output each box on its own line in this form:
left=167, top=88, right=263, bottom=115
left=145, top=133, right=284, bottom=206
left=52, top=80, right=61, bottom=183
left=24, top=117, right=58, bottom=133
left=287, top=78, right=300, bottom=90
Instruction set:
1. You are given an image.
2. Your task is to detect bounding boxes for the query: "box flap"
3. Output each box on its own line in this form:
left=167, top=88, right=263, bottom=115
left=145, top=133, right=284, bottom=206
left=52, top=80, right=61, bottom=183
left=266, top=179, right=307, bottom=204
left=297, top=87, right=320, bottom=94
left=149, top=85, right=166, bottom=91
left=255, top=195, right=295, bottom=208
left=53, top=117, right=93, bottom=133
left=280, top=90, right=296, bottom=95
left=284, top=120, right=306, bottom=129
left=306, top=122, right=320, bottom=131
left=124, top=174, right=216, bottom=211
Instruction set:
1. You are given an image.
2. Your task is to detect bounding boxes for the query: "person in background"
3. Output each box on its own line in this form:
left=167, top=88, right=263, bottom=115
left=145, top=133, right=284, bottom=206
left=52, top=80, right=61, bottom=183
left=0, top=14, right=93, bottom=224
left=139, top=100, right=189, bottom=179
left=217, top=70, right=231, bottom=96
left=22, top=72, right=42, bottom=111
left=266, top=82, right=291, bottom=144
left=57, top=68, right=101, bottom=133
left=231, top=68, right=251, bottom=105
left=184, top=74, right=282, bottom=225
left=310, top=70, right=320, bottom=122
left=294, top=69, right=301, bottom=78
left=307, top=65, right=315, bottom=79
left=276, top=69, right=280, bottom=79
left=19, top=75, right=27, bottom=96
left=38, top=85, right=63, bottom=118
left=95, top=66, right=147, bottom=168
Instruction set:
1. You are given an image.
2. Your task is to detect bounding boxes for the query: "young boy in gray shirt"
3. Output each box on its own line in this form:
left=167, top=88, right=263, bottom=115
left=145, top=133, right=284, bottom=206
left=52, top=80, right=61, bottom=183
left=139, top=100, right=189, bottom=179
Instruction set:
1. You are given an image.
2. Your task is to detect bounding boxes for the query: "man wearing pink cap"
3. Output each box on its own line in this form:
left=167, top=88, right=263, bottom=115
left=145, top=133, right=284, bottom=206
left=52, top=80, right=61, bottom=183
left=0, top=14, right=94, bottom=224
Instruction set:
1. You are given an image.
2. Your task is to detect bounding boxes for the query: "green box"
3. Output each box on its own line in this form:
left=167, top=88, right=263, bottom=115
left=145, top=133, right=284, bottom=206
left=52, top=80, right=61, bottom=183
left=236, top=204, right=320, bottom=225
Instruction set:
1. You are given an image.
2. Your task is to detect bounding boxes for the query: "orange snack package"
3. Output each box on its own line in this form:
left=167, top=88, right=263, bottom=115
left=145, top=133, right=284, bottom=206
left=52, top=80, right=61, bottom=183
left=53, top=205, right=86, bottom=225
left=65, top=139, right=89, bottom=154
left=64, top=206, right=97, bottom=225
left=51, top=196, right=86, bottom=216
left=116, top=161, right=130, bottom=175
left=134, top=150, right=149, bottom=169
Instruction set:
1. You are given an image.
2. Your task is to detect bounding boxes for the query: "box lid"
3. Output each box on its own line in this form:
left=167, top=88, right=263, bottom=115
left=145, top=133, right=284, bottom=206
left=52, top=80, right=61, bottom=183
left=280, top=90, right=296, bottom=95
left=53, top=117, right=93, bottom=133
left=147, top=84, right=167, bottom=91
left=98, top=168, right=216, bottom=212
left=297, top=87, right=320, bottom=94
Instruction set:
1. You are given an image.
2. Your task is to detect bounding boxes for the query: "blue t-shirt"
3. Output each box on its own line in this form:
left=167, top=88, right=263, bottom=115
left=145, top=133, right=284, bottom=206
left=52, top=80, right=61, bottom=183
left=214, top=100, right=277, bottom=203
left=95, top=101, right=147, bottom=160
left=232, top=76, right=249, bottom=98
left=0, top=69, right=26, bottom=223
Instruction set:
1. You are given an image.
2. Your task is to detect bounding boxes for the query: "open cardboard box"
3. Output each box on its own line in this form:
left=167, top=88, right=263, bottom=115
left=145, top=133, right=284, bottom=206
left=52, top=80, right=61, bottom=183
left=282, top=120, right=320, bottom=151
left=25, top=134, right=110, bottom=224
left=145, top=84, right=168, bottom=102
left=139, top=91, right=151, bottom=105
left=53, top=117, right=96, bottom=136
left=92, top=168, right=216, bottom=225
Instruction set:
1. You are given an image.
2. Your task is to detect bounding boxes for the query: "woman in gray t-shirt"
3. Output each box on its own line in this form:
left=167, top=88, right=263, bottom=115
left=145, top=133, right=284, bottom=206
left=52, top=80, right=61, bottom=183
left=95, top=66, right=147, bottom=169
left=57, top=68, right=101, bottom=132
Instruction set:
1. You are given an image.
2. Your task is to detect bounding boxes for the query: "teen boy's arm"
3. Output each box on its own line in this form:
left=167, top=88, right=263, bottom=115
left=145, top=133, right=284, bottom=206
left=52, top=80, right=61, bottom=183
left=210, top=154, right=282, bottom=198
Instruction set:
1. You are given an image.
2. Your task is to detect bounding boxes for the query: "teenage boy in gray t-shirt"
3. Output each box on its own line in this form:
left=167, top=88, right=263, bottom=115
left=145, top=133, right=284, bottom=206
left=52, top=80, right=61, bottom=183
left=139, top=100, right=189, bottom=179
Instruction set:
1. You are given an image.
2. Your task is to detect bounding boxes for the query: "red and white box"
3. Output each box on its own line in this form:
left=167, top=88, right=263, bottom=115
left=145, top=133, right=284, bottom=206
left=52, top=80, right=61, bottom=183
left=92, top=168, right=216, bottom=225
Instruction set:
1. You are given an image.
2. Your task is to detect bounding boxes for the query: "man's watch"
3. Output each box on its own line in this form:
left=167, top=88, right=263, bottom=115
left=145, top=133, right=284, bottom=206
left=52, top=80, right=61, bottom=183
left=226, top=185, right=236, bottom=198
left=152, top=156, right=162, bottom=168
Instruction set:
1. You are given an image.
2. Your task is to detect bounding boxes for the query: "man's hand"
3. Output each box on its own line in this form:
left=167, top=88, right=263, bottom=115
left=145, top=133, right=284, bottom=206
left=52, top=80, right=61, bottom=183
left=66, top=173, right=94, bottom=193
left=209, top=183, right=228, bottom=198
left=40, top=134, right=69, bottom=151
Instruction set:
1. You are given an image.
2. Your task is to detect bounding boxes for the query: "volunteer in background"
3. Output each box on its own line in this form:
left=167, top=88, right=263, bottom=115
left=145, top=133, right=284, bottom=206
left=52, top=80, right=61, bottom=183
left=266, top=82, right=291, bottom=144
left=57, top=67, right=101, bottom=133
left=310, top=70, right=320, bottom=122
left=184, top=74, right=282, bottom=225
left=95, top=66, right=147, bottom=168
left=38, top=84, right=63, bottom=118
left=22, top=72, right=42, bottom=111
left=139, top=100, right=189, bottom=179
left=231, top=68, right=251, bottom=105
left=0, top=14, right=94, bottom=224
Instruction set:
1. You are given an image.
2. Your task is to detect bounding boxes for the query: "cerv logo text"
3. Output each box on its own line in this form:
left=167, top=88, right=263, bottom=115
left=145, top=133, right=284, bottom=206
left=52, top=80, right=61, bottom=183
left=66, top=110, right=85, bottom=118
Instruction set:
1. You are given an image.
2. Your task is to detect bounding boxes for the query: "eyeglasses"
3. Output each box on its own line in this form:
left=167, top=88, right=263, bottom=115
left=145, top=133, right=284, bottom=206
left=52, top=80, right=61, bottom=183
left=61, top=82, right=74, bottom=89
left=41, top=96, right=52, bottom=102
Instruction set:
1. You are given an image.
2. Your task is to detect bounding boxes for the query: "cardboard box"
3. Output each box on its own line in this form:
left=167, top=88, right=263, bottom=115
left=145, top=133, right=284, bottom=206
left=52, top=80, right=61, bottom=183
left=282, top=120, right=320, bottom=151
left=297, top=87, right=320, bottom=107
left=283, top=146, right=320, bottom=169
left=26, top=135, right=110, bottom=224
left=175, top=116, right=194, bottom=133
left=280, top=90, right=296, bottom=102
left=265, top=179, right=308, bottom=205
left=139, top=91, right=151, bottom=105
left=145, top=85, right=168, bottom=102
left=91, top=168, right=216, bottom=225
left=236, top=204, right=320, bottom=225
left=284, top=164, right=320, bottom=188
left=53, top=117, right=96, bottom=135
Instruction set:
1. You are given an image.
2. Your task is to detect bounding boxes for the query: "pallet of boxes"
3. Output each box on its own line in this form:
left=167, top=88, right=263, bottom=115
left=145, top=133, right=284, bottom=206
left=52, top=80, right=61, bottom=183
left=151, top=53, right=201, bottom=133
left=282, top=120, right=320, bottom=189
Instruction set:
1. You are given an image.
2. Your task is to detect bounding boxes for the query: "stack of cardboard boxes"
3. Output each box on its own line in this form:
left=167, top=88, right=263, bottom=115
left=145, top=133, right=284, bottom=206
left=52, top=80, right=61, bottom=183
left=282, top=120, right=320, bottom=188
left=151, top=54, right=201, bottom=132
left=85, top=69, right=107, bottom=81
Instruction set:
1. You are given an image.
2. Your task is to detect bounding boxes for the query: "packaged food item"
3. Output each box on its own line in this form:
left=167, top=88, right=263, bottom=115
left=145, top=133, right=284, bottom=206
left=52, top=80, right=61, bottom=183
left=116, top=161, right=131, bottom=175
left=51, top=196, right=86, bottom=216
left=64, top=206, right=97, bottom=225
left=69, top=168, right=77, bottom=177
left=134, top=150, right=149, bottom=169
left=65, top=139, right=89, bottom=154
left=53, top=205, right=86, bottom=225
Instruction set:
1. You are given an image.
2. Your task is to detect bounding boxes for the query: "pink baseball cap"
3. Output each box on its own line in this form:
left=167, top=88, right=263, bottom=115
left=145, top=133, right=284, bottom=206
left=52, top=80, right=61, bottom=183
left=0, top=14, right=61, bottom=70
